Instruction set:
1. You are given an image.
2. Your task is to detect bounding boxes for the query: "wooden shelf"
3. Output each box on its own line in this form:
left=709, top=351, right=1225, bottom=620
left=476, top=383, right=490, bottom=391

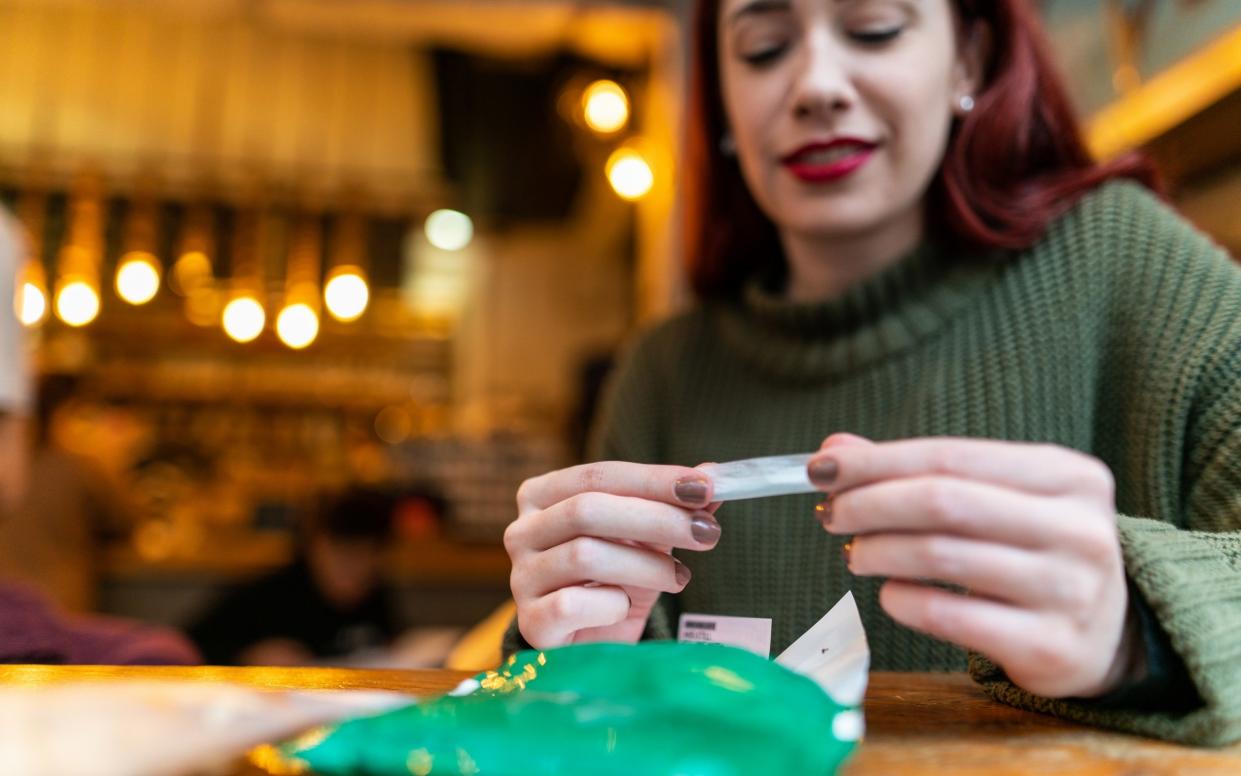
left=102, top=535, right=511, bottom=586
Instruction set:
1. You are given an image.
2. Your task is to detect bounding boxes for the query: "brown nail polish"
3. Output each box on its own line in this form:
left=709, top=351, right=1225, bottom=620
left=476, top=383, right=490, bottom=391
left=690, top=512, right=721, bottom=545
left=674, top=559, right=692, bottom=587
left=842, top=541, right=854, bottom=567
left=814, top=495, right=832, bottom=526
left=808, top=457, right=838, bottom=488
left=675, top=477, right=710, bottom=506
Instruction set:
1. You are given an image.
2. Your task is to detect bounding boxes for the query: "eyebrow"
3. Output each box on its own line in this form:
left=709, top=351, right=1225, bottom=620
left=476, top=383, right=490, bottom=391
left=728, top=0, right=792, bottom=25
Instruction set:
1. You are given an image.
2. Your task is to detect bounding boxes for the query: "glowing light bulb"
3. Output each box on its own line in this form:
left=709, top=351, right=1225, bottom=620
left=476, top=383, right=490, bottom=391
left=276, top=303, right=319, bottom=349
left=55, top=281, right=100, bottom=327
left=606, top=148, right=654, bottom=201
left=582, top=80, right=630, bottom=134
left=424, top=209, right=474, bottom=251
left=17, top=281, right=47, bottom=327
left=115, top=252, right=161, bottom=305
left=324, top=271, right=369, bottom=322
left=222, top=296, right=265, bottom=343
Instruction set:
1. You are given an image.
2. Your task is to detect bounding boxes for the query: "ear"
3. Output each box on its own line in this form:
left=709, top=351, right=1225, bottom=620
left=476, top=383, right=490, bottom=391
left=952, top=20, right=992, bottom=111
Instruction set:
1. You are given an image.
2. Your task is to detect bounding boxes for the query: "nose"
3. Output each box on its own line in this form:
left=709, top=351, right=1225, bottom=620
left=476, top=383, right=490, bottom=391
left=790, top=29, right=856, bottom=122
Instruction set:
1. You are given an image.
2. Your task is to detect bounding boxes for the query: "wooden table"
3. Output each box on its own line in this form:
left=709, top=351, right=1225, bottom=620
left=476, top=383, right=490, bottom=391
left=3, top=666, right=1238, bottom=774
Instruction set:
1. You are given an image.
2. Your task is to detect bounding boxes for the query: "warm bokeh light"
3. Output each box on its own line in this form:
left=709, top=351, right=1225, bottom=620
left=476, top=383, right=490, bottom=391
left=115, top=252, right=161, bottom=305
left=54, top=281, right=100, bottom=327
left=324, top=270, right=369, bottom=322
left=185, top=286, right=222, bottom=328
left=424, top=209, right=474, bottom=251
left=606, top=148, right=654, bottom=201
left=582, top=80, right=630, bottom=134
left=172, top=250, right=212, bottom=295
left=17, top=281, right=47, bottom=327
left=276, top=303, right=319, bottom=349
left=374, top=405, right=411, bottom=445
left=222, top=296, right=266, bottom=343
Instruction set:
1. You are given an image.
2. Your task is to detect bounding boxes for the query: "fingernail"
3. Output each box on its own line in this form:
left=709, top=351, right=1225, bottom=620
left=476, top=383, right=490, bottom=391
left=813, top=495, right=832, bottom=527
left=842, top=541, right=854, bottom=568
left=808, top=457, right=838, bottom=488
left=675, top=477, right=710, bottom=506
left=674, top=559, right=693, bottom=587
left=690, top=512, right=721, bottom=545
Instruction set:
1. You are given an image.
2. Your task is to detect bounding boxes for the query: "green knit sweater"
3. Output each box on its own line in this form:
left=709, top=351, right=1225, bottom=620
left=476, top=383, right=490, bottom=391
left=567, top=181, right=1241, bottom=746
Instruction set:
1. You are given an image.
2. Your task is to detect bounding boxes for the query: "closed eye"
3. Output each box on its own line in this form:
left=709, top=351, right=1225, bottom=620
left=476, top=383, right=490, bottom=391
left=741, top=44, right=789, bottom=66
left=849, top=27, right=903, bottom=45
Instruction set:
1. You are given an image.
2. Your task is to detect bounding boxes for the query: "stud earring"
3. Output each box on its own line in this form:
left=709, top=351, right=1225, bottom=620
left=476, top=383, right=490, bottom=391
left=958, top=95, right=976, bottom=113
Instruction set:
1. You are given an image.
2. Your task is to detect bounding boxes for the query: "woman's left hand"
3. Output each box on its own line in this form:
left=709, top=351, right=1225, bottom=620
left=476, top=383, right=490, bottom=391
left=809, top=434, right=1140, bottom=699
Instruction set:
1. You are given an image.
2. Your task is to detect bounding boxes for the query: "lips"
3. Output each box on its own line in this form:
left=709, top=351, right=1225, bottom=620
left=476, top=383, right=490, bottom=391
left=781, top=139, right=878, bottom=183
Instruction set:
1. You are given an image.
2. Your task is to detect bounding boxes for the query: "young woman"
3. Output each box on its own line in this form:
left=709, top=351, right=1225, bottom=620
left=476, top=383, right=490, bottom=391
left=504, top=0, right=1241, bottom=744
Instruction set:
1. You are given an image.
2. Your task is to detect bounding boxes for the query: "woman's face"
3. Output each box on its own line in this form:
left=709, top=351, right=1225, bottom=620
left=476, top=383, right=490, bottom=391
left=718, top=0, right=984, bottom=244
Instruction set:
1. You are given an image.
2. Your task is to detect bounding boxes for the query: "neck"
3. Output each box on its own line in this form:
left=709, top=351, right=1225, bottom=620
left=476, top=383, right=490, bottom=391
left=780, top=208, right=926, bottom=303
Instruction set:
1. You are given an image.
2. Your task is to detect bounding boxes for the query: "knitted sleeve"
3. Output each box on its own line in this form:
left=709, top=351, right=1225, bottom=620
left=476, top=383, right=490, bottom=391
left=972, top=183, right=1241, bottom=746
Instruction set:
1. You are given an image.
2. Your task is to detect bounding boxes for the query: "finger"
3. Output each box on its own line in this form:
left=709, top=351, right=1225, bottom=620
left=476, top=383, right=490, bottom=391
left=878, top=581, right=1084, bottom=697
left=808, top=437, right=1113, bottom=498
left=504, top=492, right=721, bottom=555
left=818, top=432, right=875, bottom=450
left=826, top=476, right=1093, bottom=548
left=517, top=584, right=631, bottom=648
left=515, top=536, right=691, bottom=599
left=847, top=533, right=1087, bottom=609
left=518, top=461, right=713, bottom=514
left=571, top=586, right=663, bottom=645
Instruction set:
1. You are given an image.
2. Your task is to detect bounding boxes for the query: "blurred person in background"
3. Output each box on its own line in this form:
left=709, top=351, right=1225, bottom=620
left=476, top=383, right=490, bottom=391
left=0, top=209, right=30, bottom=516
left=0, top=373, right=135, bottom=613
left=0, top=208, right=197, bottom=665
left=189, top=488, right=401, bottom=666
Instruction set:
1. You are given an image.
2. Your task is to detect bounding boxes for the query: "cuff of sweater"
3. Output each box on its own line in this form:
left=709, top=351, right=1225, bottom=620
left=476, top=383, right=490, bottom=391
left=1088, top=579, right=1199, bottom=711
left=971, top=516, right=1241, bottom=746
left=500, top=616, right=533, bottom=659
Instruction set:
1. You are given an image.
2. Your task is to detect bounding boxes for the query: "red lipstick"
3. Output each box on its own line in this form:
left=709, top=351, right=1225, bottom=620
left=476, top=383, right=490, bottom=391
left=781, top=138, right=877, bottom=183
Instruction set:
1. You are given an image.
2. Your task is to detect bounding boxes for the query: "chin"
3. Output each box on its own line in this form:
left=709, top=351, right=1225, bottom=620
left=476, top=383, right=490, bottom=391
left=778, top=207, right=892, bottom=241
left=766, top=183, right=887, bottom=231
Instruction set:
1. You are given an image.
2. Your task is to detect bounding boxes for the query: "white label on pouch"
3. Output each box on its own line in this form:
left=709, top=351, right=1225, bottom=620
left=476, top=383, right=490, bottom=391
left=776, top=591, right=870, bottom=707
left=677, top=613, right=773, bottom=658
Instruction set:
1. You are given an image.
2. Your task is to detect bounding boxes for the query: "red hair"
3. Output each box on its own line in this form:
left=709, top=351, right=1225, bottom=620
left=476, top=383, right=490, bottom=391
left=684, top=0, right=1158, bottom=298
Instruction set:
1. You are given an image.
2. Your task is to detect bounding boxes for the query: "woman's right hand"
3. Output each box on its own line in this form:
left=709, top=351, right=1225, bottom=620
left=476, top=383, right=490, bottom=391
left=505, top=462, right=722, bottom=648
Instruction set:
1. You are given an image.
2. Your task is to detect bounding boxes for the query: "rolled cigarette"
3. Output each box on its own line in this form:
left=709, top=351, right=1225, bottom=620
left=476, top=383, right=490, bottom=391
left=702, top=453, right=819, bottom=502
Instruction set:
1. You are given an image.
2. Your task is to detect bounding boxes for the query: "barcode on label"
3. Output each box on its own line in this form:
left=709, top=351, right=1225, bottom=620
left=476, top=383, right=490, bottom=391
left=682, top=621, right=716, bottom=631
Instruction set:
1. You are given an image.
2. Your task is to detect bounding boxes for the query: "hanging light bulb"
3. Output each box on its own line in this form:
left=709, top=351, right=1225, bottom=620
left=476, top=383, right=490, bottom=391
left=115, top=199, right=162, bottom=306
left=276, top=215, right=322, bottom=350
left=115, top=251, right=161, bottom=305
left=323, top=213, right=369, bottom=323
left=222, top=295, right=265, bottom=343
left=221, top=209, right=267, bottom=343
left=55, top=276, right=101, bottom=327
left=424, top=209, right=473, bottom=251
left=13, top=191, right=49, bottom=327
left=582, top=80, right=630, bottom=135
left=324, top=270, right=368, bottom=322
left=275, top=302, right=319, bottom=349
left=606, top=146, right=654, bottom=201
left=16, top=270, right=48, bottom=327
left=54, top=180, right=105, bottom=327
left=173, top=204, right=215, bottom=297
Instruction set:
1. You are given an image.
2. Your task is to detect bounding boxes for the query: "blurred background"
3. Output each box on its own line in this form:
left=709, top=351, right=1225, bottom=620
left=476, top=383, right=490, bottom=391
left=0, top=0, right=1237, bottom=668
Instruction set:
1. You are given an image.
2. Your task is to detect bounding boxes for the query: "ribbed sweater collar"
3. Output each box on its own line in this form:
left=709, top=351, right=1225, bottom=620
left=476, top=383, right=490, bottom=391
left=712, top=240, right=1001, bottom=382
